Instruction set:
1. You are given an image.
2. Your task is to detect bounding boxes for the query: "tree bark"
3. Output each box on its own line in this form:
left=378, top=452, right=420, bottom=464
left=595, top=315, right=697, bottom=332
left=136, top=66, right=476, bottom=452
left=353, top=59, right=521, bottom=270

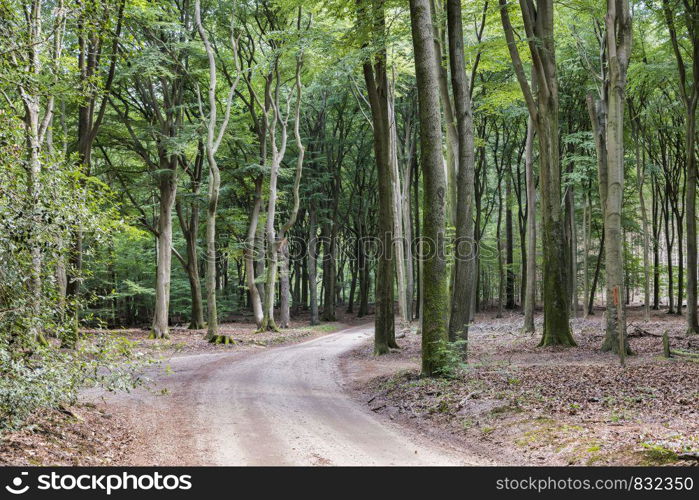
left=151, top=168, right=177, bottom=339
left=360, top=0, right=396, bottom=354
left=388, top=81, right=408, bottom=324
left=245, top=177, right=264, bottom=327
left=446, top=0, right=477, bottom=348
left=175, top=144, right=205, bottom=330
left=523, top=116, right=536, bottom=332
left=308, top=206, right=320, bottom=325
left=409, top=0, right=449, bottom=376
left=497, top=179, right=505, bottom=318
left=499, top=0, right=574, bottom=346
left=600, top=0, right=631, bottom=357
left=506, top=169, right=515, bottom=309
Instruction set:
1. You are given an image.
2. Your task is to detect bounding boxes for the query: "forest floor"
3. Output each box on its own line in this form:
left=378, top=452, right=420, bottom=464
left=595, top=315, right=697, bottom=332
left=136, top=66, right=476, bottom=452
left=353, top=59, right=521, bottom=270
left=0, top=312, right=357, bottom=466
left=341, top=307, right=699, bottom=466
left=3, top=307, right=698, bottom=466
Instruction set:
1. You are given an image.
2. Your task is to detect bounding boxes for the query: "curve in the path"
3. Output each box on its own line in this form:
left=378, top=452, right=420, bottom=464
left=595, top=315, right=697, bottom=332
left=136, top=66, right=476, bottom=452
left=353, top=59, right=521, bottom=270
left=111, top=325, right=480, bottom=466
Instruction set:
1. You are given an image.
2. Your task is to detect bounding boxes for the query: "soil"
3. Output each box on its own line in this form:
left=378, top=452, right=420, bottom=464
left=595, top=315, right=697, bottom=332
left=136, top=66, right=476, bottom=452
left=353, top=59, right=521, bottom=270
left=340, top=307, right=699, bottom=466
left=0, top=312, right=357, bottom=466
left=0, top=404, right=131, bottom=466
left=4, top=307, right=697, bottom=466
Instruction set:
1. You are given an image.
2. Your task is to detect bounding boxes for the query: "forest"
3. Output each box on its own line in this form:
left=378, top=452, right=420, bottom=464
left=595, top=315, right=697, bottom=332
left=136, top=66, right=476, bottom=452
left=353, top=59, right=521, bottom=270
left=0, top=0, right=698, bottom=468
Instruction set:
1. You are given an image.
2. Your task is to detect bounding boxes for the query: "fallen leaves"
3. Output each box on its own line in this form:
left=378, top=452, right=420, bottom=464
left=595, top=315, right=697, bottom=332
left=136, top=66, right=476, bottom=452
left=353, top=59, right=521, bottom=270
left=354, top=309, right=699, bottom=466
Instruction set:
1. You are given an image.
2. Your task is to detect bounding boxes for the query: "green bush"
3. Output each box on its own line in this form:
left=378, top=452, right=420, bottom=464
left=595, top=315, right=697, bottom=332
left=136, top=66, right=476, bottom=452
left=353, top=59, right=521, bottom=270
left=431, top=339, right=468, bottom=378
left=0, top=335, right=153, bottom=431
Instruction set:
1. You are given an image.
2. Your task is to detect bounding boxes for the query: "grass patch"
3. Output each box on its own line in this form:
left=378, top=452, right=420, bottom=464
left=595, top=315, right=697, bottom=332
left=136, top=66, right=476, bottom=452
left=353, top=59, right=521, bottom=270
left=640, top=443, right=679, bottom=465
left=310, top=323, right=341, bottom=333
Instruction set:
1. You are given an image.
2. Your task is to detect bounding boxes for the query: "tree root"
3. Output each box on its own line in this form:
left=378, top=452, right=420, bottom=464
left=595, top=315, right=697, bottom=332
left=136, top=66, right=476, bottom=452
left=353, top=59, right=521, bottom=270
left=663, top=331, right=699, bottom=360
left=36, top=332, right=49, bottom=347
left=148, top=330, right=169, bottom=340
left=208, top=334, right=235, bottom=345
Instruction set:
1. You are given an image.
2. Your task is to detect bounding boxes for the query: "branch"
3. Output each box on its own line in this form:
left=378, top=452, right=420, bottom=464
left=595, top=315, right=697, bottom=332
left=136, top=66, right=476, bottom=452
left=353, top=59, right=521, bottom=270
left=498, top=0, right=538, bottom=121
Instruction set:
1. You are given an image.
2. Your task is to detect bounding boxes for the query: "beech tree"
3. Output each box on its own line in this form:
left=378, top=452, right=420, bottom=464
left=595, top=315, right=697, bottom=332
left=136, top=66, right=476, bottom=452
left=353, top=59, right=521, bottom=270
left=195, top=0, right=241, bottom=342
left=499, top=0, right=576, bottom=346
left=409, top=0, right=449, bottom=376
left=358, top=0, right=397, bottom=354
left=5, top=0, right=699, bottom=382
left=601, top=0, right=632, bottom=357
left=662, top=0, right=699, bottom=335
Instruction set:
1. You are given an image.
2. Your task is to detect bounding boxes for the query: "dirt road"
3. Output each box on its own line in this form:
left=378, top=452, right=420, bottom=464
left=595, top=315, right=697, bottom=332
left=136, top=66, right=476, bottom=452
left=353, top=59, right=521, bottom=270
left=108, top=324, right=480, bottom=466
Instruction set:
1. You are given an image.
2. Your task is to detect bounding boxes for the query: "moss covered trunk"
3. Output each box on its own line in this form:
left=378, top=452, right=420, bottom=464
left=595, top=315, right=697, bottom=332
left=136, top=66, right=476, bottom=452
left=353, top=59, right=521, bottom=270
left=536, top=104, right=575, bottom=346
left=409, top=0, right=449, bottom=376
left=446, top=0, right=476, bottom=347
left=360, top=0, right=396, bottom=354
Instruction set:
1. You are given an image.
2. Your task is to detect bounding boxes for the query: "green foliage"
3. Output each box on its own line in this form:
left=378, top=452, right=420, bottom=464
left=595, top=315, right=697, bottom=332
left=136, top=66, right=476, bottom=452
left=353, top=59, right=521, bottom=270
left=430, top=340, right=468, bottom=379
left=0, top=334, right=153, bottom=431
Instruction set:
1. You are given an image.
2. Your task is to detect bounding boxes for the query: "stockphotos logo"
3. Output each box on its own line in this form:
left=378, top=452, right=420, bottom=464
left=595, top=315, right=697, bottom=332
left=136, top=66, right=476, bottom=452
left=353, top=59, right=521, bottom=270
left=4, top=471, right=192, bottom=496
left=5, top=472, right=29, bottom=495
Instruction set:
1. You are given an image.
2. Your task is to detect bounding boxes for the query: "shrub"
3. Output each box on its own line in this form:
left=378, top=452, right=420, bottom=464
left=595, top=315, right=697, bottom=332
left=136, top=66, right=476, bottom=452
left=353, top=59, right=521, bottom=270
left=0, top=335, right=153, bottom=431
left=431, top=339, right=468, bottom=379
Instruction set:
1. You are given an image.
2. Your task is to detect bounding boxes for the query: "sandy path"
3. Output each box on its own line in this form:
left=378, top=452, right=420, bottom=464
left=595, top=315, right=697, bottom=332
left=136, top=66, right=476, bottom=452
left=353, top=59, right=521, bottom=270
left=101, top=324, right=480, bottom=466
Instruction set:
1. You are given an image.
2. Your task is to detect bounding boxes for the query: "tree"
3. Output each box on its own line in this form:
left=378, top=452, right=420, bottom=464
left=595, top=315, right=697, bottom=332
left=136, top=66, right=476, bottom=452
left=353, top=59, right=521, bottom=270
left=662, top=0, right=699, bottom=334
left=3, top=0, right=67, bottom=345
left=277, top=18, right=306, bottom=329
left=601, top=0, right=632, bottom=357
left=358, top=0, right=397, bottom=354
left=447, top=0, right=478, bottom=351
left=409, top=0, right=449, bottom=376
left=499, top=0, right=576, bottom=346
left=66, top=0, right=126, bottom=340
left=108, top=0, right=192, bottom=339
left=522, top=115, right=536, bottom=332
left=194, top=0, right=241, bottom=342
left=585, top=1, right=632, bottom=356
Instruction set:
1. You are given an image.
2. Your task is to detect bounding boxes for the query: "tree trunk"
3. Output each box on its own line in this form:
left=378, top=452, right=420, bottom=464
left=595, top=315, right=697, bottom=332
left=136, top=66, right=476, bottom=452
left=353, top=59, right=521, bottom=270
left=676, top=209, right=684, bottom=316
left=320, top=221, right=336, bottom=321
left=684, top=94, right=698, bottom=332
left=537, top=101, right=574, bottom=346
left=245, top=177, right=264, bottom=327
left=446, top=0, right=476, bottom=346
left=582, top=184, right=592, bottom=319
left=279, top=242, right=292, bottom=328
left=261, top=158, right=280, bottom=331
left=175, top=143, right=206, bottom=330
left=662, top=0, right=699, bottom=333
left=403, top=158, right=415, bottom=322
left=499, top=0, right=574, bottom=347
left=652, top=180, right=661, bottom=309
left=388, top=82, right=408, bottom=324
left=665, top=194, right=675, bottom=313
left=589, top=229, right=605, bottom=315
left=497, top=181, right=505, bottom=318
left=196, top=0, right=240, bottom=340
left=308, top=206, right=320, bottom=325
left=523, top=116, right=536, bottom=332
left=152, top=168, right=177, bottom=339
left=347, top=248, right=357, bottom=314
left=566, top=164, right=578, bottom=317
left=600, top=0, right=631, bottom=357
left=204, top=160, right=220, bottom=338
left=506, top=168, right=515, bottom=309
left=277, top=57, right=305, bottom=328
left=185, top=230, right=205, bottom=329
left=410, top=0, right=449, bottom=375
left=360, top=0, right=396, bottom=354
